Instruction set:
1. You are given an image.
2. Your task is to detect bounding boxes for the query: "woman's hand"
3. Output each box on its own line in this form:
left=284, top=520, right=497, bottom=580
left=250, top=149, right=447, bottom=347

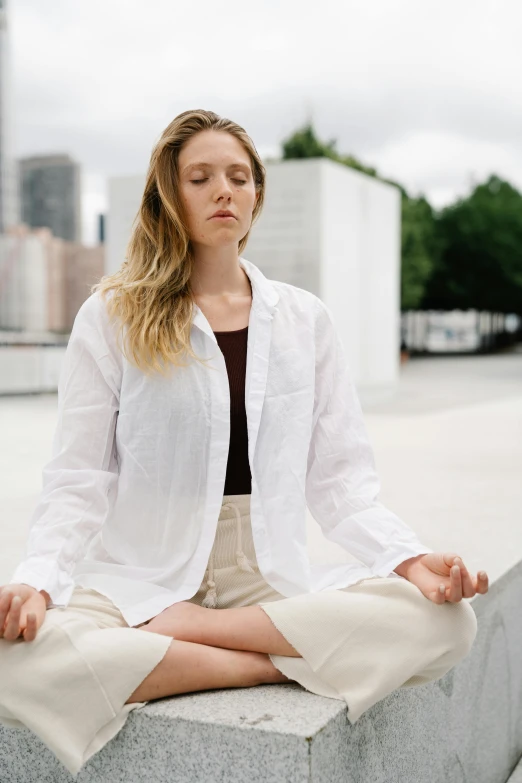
left=0, top=584, right=48, bottom=642
left=397, top=553, right=489, bottom=604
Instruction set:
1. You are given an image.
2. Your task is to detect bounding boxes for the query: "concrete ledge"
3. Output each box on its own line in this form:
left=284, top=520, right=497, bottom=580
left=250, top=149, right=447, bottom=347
left=1, top=561, right=521, bottom=782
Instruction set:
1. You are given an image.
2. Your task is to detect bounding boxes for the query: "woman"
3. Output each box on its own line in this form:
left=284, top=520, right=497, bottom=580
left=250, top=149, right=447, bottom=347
left=0, top=109, right=488, bottom=777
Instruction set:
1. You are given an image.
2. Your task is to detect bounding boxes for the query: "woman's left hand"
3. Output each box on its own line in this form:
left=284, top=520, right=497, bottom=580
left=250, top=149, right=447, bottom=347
left=399, top=553, right=489, bottom=604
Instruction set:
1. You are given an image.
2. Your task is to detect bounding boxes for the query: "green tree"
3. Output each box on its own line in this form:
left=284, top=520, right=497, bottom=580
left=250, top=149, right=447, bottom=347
left=423, top=175, right=522, bottom=315
left=400, top=195, right=441, bottom=310
left=281, top=124, right=338, bottom=160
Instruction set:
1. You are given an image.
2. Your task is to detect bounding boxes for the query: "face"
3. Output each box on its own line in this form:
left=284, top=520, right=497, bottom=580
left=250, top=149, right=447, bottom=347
left=177, top=129, right=259, bottom=251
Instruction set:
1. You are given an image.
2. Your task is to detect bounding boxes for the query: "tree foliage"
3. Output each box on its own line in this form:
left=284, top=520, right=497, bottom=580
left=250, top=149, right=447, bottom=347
left=422, top=175, right=522, bottom=314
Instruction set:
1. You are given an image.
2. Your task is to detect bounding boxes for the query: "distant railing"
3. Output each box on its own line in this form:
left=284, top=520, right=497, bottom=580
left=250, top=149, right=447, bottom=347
left=401, top=310, right=521, bottom=354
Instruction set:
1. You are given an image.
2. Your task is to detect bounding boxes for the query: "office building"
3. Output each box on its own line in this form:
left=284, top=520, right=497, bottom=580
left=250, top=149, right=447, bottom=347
left=19, top=154, right=82, bottom=242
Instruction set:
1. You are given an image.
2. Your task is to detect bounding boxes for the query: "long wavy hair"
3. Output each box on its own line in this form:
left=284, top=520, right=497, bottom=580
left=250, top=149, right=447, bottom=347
left=91, top=109, right=266, bottom=377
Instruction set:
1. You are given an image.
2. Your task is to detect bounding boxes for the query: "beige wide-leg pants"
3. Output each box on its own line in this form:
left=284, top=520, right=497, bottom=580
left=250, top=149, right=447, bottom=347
left=0, top=492, right=478, bottom=777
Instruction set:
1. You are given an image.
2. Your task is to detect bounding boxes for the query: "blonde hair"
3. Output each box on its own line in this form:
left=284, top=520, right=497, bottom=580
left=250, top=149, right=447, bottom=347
left=91, top=109, right=266, bottom=376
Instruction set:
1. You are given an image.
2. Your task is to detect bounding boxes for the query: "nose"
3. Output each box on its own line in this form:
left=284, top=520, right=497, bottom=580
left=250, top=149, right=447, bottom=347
left=213, top=173, right=234, bottom=201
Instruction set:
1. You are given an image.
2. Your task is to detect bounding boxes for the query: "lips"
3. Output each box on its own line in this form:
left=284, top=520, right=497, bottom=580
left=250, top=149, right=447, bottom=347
left=210, top=211, right=236, bottom=218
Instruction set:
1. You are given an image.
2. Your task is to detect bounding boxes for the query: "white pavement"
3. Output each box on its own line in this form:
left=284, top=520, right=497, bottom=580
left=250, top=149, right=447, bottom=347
left=1, top=348, right=521, bottom=590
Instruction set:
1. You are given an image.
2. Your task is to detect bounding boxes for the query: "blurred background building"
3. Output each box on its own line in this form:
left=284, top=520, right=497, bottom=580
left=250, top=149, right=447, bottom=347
left=0, top=0, right=20, bottom=233
left=19, top=153, right=81, bottom=242
left=0, top=0, right=103, bottom=392
left=0, top=225, right=104, bottom=393
left=0, top=226, right=103, bottom=333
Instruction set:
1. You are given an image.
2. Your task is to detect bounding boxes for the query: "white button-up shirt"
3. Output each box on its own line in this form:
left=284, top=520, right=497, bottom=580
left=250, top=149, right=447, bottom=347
left=10, top=257, right=433, bottom=627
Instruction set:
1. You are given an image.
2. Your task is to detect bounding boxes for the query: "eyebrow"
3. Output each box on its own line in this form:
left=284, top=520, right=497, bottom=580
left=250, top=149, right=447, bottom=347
left=182, top=161, right=251, bottom=175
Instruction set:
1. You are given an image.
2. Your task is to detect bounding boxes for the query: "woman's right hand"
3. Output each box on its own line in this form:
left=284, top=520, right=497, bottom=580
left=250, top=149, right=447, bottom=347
left=0, top=584, right=48, bottom=642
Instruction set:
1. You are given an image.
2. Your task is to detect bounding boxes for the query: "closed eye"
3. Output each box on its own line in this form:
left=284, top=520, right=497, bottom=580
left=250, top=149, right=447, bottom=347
left=191, top=178, right=247, bottom=185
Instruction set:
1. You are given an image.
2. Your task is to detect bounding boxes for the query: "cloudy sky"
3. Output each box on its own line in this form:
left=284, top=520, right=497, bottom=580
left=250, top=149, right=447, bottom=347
left=9, top=0, right=522, bottom=245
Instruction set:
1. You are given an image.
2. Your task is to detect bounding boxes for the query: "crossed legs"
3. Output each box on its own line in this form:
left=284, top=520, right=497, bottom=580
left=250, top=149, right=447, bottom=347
left=126, top=602, right=297, bottom=703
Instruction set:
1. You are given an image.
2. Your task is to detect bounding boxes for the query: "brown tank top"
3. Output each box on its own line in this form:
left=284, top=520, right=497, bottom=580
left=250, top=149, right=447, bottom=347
left=213, top=325, right=251, bottom=495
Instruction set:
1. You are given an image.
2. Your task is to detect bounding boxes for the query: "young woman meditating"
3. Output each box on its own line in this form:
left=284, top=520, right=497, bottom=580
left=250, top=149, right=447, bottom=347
left=0, top=109, right=487, bottom=777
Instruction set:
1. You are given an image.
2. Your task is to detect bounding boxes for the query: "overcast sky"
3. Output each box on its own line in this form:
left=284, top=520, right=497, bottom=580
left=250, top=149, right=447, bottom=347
left=9, top=0, right=522, bottom=245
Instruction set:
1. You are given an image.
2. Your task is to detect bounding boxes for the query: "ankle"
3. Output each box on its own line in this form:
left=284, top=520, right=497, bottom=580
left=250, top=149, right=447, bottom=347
left=254, top=652, right=293, bottom=685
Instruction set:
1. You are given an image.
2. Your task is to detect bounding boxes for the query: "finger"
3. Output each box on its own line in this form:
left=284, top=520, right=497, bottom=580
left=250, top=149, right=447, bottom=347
left=430, top=584, right=447, bottom=604
left=0, top=590, right=14, bottom=637
left=449, top=563, right=463, bottom=602
left=476, top=570, right=489, bottom=594
left=443, top=553, right=461, bottom=571
left=453, top=557, right=475, bottom=598
left=23, top=613, right=37, bottom=643
left=3, top=595, right=22, bottom=641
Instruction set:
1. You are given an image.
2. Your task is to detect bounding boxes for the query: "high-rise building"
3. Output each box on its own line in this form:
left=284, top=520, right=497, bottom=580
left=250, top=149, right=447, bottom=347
left=19, top=154, right=82, bottom=242
left=0, top=0, right=20, bottom=233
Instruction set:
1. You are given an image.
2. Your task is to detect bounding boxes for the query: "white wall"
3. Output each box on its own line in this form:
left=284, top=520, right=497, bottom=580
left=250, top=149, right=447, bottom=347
left=320, top=160, right=401, bottom=392
left=244, top=159, right=321, bottom=294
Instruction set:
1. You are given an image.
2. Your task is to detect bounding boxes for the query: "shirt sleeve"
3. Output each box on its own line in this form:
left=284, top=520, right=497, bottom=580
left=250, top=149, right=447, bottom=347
left=8, top=292, right=122, bottom=608
left=305, top=298, right=434, bottom=577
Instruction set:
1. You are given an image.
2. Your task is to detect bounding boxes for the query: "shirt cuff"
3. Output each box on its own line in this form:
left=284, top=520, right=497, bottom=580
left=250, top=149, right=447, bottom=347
left=9, top=560, right=75, bottom=609
left=370, top=544, right=435, bottom=578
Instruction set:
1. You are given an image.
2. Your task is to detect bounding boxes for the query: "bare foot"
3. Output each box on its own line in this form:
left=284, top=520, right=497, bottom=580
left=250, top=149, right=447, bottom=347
left=140, top=601, right=208, bottom=641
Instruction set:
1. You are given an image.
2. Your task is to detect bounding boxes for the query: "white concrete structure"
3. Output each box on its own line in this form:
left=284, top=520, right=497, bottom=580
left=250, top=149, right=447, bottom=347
left=107, top=159, right=402, bottom=393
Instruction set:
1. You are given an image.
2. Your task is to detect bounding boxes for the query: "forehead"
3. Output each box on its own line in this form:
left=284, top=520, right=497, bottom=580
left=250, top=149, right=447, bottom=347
left=179, top=130, right=251, bottom=172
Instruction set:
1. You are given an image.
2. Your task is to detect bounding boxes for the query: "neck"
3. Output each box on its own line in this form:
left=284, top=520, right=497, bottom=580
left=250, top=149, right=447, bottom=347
left=190, top=255, right=251, bottom=299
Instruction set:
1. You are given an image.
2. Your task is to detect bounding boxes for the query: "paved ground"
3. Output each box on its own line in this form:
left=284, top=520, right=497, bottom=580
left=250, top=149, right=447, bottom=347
left=1, top=347, right=521, bottom=591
